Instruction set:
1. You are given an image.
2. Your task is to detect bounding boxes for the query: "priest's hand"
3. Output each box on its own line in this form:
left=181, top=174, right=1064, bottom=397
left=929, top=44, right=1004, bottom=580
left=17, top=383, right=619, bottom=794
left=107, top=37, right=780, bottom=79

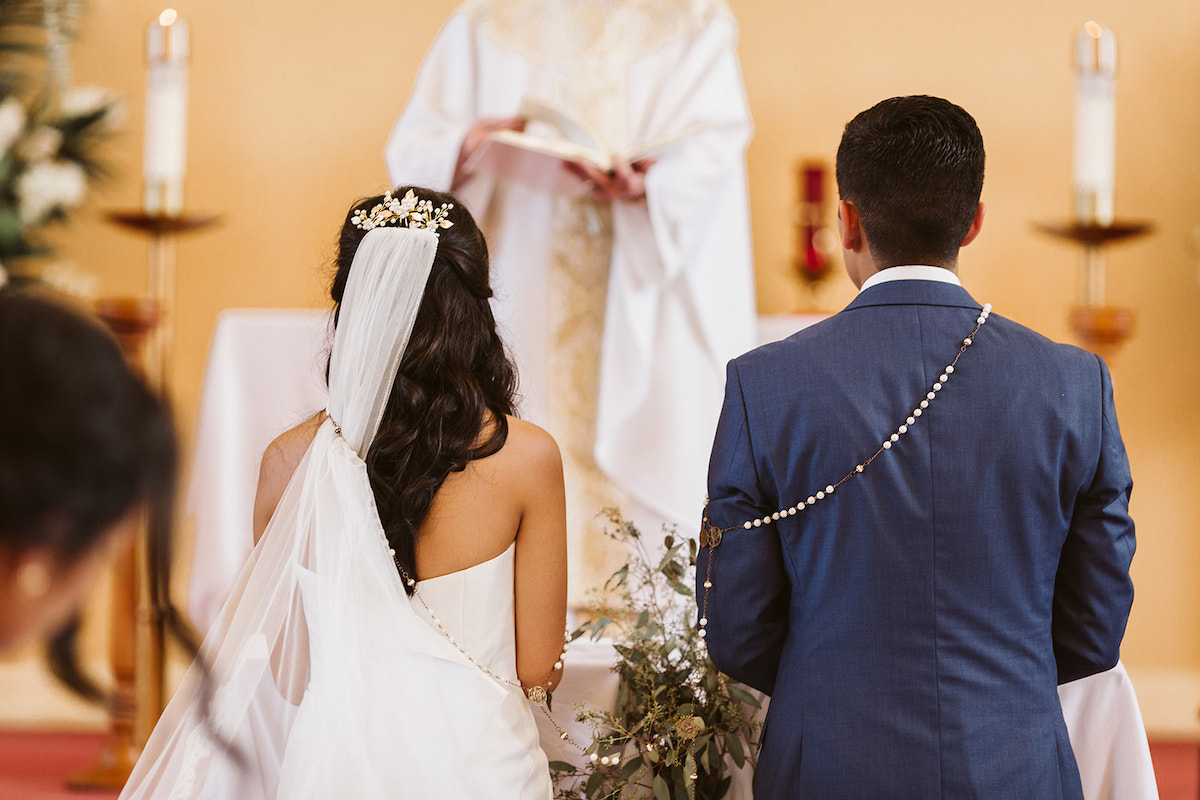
left=452, top=116, right=527, bottom=188
left=565, top=155, right=656, bottom=202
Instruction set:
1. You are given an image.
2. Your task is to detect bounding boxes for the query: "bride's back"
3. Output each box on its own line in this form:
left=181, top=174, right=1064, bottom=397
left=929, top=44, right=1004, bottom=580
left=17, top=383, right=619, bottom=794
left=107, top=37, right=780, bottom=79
left=417, top=414, right=562, bottom=579
left=257, top=411, right=561, bottom=576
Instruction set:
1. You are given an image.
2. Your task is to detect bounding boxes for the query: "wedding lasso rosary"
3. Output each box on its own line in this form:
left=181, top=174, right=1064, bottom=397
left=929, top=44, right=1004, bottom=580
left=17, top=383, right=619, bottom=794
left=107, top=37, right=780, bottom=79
left=697, top=304, right=992, bottom=638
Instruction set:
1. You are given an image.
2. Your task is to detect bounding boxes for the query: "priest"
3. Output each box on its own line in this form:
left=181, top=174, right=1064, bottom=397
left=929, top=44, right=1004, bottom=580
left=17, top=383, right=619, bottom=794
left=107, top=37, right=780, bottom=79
left=384, top=0, right=757, bottom=598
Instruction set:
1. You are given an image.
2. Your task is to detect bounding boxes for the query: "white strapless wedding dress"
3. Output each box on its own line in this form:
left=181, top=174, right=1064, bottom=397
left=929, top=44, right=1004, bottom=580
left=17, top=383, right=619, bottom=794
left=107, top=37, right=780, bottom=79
left=120, top=424, right=553, bottom=799
left=410, top=543, right=553, bottom=798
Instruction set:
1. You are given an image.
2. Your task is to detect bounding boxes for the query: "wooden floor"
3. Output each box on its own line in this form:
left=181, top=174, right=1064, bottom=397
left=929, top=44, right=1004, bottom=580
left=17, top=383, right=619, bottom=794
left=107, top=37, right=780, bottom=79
left=0, top=729, right=1196, bottom=799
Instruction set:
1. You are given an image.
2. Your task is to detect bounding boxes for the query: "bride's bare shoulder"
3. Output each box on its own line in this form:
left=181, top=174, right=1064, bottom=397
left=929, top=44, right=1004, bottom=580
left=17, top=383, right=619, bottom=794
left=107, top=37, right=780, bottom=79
left=254, top=412, right=325, bottom=542
left=501, top=416, right=562, bottom=473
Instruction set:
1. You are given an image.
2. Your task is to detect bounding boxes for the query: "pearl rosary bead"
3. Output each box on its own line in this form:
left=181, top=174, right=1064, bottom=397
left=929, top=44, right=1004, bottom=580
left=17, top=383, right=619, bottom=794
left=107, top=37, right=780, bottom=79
left=701, top=305, right=992, bottom=535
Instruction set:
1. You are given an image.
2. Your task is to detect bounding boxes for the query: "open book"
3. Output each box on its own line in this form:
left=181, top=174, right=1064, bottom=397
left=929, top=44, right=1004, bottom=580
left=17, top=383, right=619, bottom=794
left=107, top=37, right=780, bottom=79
left=462, top=99, right=703, bottom=196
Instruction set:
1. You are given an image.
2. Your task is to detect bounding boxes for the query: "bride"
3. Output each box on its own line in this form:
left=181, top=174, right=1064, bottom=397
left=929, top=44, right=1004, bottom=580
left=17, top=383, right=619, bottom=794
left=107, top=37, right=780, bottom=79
left=121, top=187, right=568, bottom=798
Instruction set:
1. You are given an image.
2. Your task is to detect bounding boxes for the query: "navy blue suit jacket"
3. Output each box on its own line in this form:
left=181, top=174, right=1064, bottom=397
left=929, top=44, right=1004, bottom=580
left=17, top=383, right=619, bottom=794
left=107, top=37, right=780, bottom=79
left=698, top=279, right=1135, bottom=798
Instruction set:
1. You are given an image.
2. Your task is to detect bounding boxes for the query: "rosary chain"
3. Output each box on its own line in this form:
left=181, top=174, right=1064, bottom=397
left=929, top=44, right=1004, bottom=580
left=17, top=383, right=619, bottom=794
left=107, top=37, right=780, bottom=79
left=698, top=304, right=992, bottom=640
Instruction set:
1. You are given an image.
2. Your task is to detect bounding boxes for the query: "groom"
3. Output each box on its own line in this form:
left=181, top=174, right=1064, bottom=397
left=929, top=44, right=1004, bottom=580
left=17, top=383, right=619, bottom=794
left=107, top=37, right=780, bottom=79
left=697, top=95, right=1135, bottom=798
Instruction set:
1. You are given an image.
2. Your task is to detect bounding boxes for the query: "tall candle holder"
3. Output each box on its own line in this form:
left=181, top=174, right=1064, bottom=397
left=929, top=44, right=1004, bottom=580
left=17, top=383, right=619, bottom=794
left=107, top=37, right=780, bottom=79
left=109, top=211, right=217, bottom=724
left=68, top=298, right=159, bottom=790
left=107, top=212, right=219, bottom=391
left=1034, top=220, right=1151, bottom=361
left=67, top=213, right=216, bottom=791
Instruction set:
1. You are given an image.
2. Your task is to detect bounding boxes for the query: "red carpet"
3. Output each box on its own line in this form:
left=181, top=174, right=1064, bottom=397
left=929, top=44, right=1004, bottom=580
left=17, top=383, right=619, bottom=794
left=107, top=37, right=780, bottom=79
left=0, top=731, right=119, bottom=800
left=1152, top=740, right=1200, bottom=800
left=0, top=729, right=1196, bottom=799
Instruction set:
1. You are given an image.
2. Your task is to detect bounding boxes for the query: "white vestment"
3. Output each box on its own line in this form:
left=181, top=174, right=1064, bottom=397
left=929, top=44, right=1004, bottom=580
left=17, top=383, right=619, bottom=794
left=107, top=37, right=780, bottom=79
left=385, top=0, right=757, bottom=597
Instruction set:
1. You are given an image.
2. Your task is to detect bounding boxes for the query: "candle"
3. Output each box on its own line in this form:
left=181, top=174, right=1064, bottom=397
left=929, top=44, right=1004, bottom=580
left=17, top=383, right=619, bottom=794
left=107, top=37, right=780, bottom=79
left=143, top=9, right=189, bottom=215
left=1072, top=21, right=1117, bottom=225
left=796, top=161, right=829, bottom=277
left=803, top=163, right=824, bottom=206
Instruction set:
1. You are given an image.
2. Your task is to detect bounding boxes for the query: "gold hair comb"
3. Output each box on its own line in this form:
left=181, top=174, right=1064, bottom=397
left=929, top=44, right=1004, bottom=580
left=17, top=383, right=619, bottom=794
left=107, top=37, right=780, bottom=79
left=351, top=189, right=454, bottom=235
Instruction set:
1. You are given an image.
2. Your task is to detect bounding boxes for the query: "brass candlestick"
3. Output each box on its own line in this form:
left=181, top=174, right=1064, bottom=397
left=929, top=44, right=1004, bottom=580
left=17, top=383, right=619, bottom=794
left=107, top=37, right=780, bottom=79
left=1034, top=219, right=1151, bottom=361
left=68, top=211, right=217, bottom=790
left=106, top=211, right=219, bottom=393
left=68, top=298, right=159, bottom=790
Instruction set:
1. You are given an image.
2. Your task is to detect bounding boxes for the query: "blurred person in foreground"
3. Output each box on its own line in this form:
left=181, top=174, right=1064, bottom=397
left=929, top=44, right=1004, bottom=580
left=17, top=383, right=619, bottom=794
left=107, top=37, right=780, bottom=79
left=0, top=288, right=188, bottom=700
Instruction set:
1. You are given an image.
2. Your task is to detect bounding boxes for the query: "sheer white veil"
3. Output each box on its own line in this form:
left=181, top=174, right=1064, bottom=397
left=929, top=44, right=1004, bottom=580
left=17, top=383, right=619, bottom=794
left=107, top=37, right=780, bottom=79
left=120, top=224, right=510, bottom=799
left=329, top=227, right=437, bottom=455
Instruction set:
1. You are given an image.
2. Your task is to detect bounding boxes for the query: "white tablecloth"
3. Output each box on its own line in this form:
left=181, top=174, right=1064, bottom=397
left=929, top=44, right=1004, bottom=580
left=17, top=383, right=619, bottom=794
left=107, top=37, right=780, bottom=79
left=186, top=309, right=331, bottom=628
left=186, top=309, right=1158, bottom=798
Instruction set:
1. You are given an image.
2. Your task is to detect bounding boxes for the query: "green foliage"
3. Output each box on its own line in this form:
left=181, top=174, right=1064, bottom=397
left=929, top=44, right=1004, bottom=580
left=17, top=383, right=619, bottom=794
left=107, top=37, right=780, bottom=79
left=552, top=510, right=760, bottom=800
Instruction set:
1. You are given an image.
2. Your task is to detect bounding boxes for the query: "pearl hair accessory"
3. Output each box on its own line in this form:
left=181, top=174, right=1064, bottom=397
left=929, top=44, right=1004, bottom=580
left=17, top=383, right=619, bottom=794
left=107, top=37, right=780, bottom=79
left=351, top=189, right=454, bottom=235
left=697, top=305, right=993, bottom=644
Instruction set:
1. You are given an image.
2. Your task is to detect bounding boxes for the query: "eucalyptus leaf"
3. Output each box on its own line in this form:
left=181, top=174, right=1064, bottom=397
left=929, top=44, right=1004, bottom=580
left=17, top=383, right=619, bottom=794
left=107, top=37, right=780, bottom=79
left=653, top=774, right=671, bottom=800
left=727, top=684, right=762, bottom=709
left=725, top=729, right=745, bottom=768
left=585, top=769, right=605, bottom=796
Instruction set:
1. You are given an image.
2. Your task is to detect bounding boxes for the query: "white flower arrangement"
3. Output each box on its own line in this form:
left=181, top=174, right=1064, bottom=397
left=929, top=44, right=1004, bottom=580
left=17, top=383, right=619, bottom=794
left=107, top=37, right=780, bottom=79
left=16, top=159, right=86, bottom=225
left=59, top=85, right=120, bottom=123
left=0, top=1, right=119, bottom=288
left=0, top=96, right=26, bottom=156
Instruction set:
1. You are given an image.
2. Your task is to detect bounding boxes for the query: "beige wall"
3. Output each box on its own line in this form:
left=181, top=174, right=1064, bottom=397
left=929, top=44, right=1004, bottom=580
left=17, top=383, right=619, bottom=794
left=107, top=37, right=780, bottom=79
left=6, top=0, right=1197, bottom=733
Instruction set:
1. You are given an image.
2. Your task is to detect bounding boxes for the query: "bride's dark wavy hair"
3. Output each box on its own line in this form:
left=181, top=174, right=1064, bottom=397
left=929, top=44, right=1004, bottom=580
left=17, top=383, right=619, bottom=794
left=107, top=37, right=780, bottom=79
left=329, top=187, right=518, bottom=592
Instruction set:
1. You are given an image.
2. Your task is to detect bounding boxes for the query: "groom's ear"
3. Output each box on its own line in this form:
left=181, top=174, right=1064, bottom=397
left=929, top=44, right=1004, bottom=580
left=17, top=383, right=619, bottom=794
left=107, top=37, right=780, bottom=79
left=959, top=201, right=987, bottom=248
left=839, top=200, right=864, bottom=252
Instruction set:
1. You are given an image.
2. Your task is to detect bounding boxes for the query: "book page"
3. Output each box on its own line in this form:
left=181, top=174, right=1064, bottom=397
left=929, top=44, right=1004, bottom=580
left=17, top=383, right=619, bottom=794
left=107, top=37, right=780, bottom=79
left=462, top=98, right=712, bottom=195
left=462, top=134, right=592, bottom=196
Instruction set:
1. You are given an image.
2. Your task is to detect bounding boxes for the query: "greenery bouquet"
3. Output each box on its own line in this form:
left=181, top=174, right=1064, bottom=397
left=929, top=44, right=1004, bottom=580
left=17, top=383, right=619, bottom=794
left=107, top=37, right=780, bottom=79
left=551, top=510, right=761, bottom=800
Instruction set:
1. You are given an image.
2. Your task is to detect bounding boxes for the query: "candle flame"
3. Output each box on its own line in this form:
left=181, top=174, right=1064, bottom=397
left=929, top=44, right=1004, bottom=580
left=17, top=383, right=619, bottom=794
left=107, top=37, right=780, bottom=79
left=159, top=8, right=178, bottom=26
left=1084, top=20, right=1103, bottom=38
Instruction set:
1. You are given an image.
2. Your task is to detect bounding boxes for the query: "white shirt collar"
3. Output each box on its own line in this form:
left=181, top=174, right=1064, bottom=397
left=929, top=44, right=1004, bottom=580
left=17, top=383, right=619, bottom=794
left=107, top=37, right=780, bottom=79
left=859, top=265, right=961, bottom=294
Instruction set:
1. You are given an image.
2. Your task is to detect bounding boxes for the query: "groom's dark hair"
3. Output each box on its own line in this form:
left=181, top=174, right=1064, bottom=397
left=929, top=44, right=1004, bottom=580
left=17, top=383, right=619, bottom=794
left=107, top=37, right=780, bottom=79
left=836, top=95, right=985, bottom=267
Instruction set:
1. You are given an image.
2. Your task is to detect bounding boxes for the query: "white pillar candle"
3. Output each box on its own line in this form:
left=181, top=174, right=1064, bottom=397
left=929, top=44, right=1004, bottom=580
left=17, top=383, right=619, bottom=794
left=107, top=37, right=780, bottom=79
left=1072, top=22, right=1117, bottom=225
left=143, top=9, right=189, bottom=215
